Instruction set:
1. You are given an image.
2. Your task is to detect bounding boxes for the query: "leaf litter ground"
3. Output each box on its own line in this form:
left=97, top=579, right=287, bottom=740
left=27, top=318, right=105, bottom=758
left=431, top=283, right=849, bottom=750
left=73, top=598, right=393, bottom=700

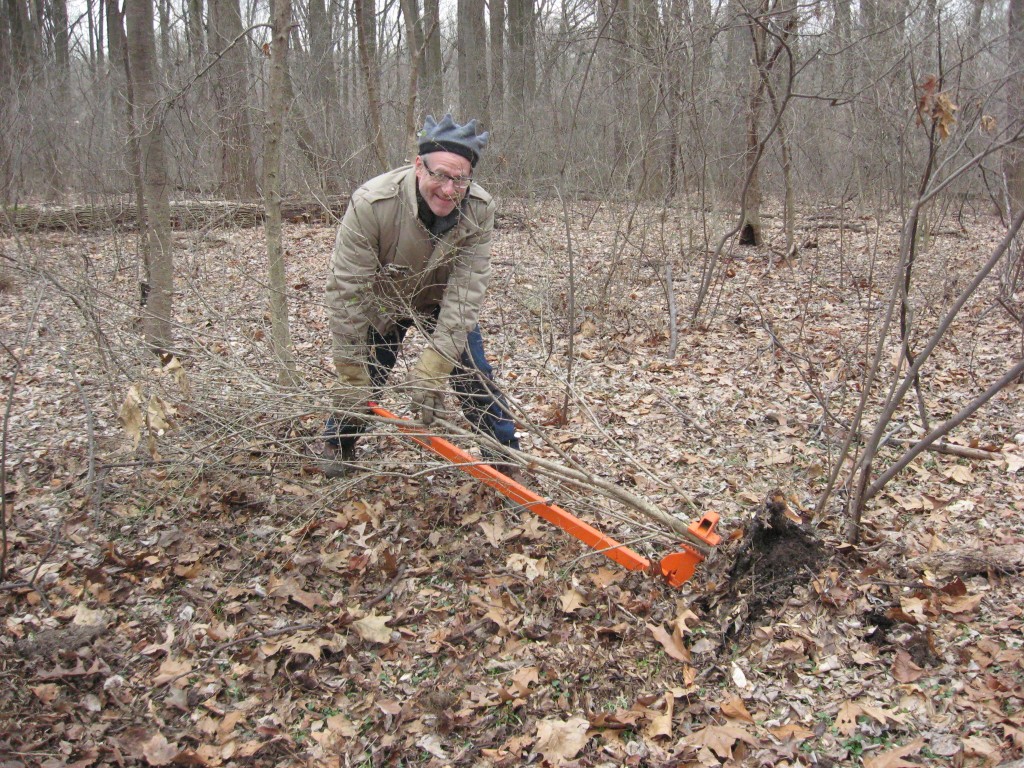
left=1, top=203, right=1024, bottom=767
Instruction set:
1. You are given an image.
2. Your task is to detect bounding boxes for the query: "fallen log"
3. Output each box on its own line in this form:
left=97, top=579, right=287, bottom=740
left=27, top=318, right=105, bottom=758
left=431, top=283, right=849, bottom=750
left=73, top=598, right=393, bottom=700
left=1, top=198, right=348, bottom=232
left=909, top=545, right=1024, bottom=577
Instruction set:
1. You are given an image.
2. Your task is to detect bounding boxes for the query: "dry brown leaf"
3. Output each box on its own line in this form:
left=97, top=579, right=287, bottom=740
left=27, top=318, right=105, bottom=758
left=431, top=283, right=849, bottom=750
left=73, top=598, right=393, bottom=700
left=647, top=623, right=691, bottom=663
left=267, top=575, right=326, bottom=610
left=963, top=735, right=1001, bottom=764
left=353, top=613, right=393, bottom=644
left=534, top=716, right=590, bottom=765
left=686, top=723, right=756, bottom=760
left=862, top=738, right=924, bottom=768
left=644, top=692, right=674, bottom=739
left=507, top=553, right=546, bottom=581
left=944, top=465, right=973, bottom=484
left=559, top=588, right=586, bottom=614
left=770, top=723, right=814, bottom=742
left=943, top=593, right=983, bottom=615
left=835, top=701, right=861, bottom=736
left=720, top=695, right=754, bottom=723
left=589, top=568, right=626, bottom=589
left=118, top=385, right=145, bottom=447
left=153, top=657, right=192, bottom=687
left=479, top=518, right=506, bottom=547
left=891, top=649, right=925, bottom=683
left=142, top=732, right=180, bottom=766
left=30, top=683, right=60, bottom=704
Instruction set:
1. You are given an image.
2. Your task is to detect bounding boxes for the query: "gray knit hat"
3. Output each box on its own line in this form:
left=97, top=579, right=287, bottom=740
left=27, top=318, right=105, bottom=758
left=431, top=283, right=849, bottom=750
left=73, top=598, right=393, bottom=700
left=417, top=114, right=489, bottom=167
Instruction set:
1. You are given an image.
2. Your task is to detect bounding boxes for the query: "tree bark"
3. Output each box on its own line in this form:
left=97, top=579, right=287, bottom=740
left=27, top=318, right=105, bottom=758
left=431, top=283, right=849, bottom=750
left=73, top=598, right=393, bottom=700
left=507, top=0, right=534, bottom=115
left=209, top=0, right=259, bottom=199
left=489, top=0, right=504, bottom=122
left=457, top=0, right=489, bottom=123
left=399, top=0, right=425, bottom=143
left=421, top=0, right=442, bottom=114
left=6, top=0, right=38, bottom=75
left=1008, top=0, right=1024, bottom=218
left=354, top=0, right=388, bottom=170
left=308, top=0, right=339, bottom=112
left=186, top=0, right=205, bottom=63
left=265, top=0, right=297, bottom=384
left=740, top=3, right=767, bottom=247
left=634, top=0, right=661, bottom=196
left=126, top=0, right=174, bottom=352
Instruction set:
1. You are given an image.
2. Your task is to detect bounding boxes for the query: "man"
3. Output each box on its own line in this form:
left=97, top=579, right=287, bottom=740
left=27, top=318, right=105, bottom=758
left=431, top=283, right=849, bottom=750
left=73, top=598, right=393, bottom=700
left=322, top=114, right=520, bottom=477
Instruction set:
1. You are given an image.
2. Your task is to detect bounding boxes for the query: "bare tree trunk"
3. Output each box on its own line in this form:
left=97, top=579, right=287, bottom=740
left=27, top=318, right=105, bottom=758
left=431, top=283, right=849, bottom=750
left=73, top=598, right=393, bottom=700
left=354, top=0, right=387, bottom=170
left=186, top=0, right=205, bottom=62
left=126, top=0, right=174, bottom=353
left=1008, top=0, right=1024, bottom=218
left=489, top=0, right=504, bottom=123
left=265, top=0, right=296, bottom=384
left=308, top=0, right=339, bottom=112
left=457, top=0, right=489, bottom=123
left=209, top=0, right=259, bottom=199
left=634, top=0, right=661, bottom=196
left=157, top=0, right=170, bottom=65
left=45, top=0, right=69, bottom=199
left=740, top=2, right=768, bottom=247
left=508, top=0, right=534, bottom=114
left=7, top=0, right=38, bottom=75
left=399, top=0, right=425, bottom=142
left=421, top=0, right=442, bottom=114
left=597, top=0, right=628, bottom=173
left=0, top=6, right=10, bottom=202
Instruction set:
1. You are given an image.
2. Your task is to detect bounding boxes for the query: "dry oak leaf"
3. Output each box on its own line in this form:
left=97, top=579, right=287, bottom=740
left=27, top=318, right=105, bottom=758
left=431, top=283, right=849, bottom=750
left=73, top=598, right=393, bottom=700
left=153, top=656, right=193, bottom=687
left=142, top=732, right=181, bottom=766
left=686, top=723, right=757, bottom=760
left=534, top=716, right=591, bottom=765
left=720, top=695, right=755, bottom=723
left=962, top=735, right=1001, bottom=764
left=559, top=588, right=586, bottom=614
left=267, top=574, right=326, bottom=610
left=1005, top=451, right=1024, bottom=474
left=944, top=465, right=973, bottom=485
left=769, top=724, right=815, bottom=742
left=645, top=692, right=675, bottom=740
left=590, top=567, right=626, bottom=589
left=503, top=665, right=540, bottom=700
left=417, top=734, right=449, bottom=760
left=30, top=683, right=60, bottom=704
left=353, top=613, right=393, bottom=644
left=942, top=593, right=983, bottom=615
left=863, top=738, right=924, bottom=768
left=507, top=553, right=547, bottom=581
left=891, top=649, right=925, bottom=683
left=647, top=623, right=691, bottom=663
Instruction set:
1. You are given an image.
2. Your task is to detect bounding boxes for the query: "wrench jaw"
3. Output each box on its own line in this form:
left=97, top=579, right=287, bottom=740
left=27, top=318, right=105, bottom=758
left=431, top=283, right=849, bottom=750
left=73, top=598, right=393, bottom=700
left=655, top=512, right=723, bottom=587
left=658, top=546, right=704, bottom=587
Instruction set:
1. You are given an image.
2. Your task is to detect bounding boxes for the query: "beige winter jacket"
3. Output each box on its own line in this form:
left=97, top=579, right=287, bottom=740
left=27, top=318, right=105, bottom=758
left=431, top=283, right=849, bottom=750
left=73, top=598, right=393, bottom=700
left=326, top=164, right=494, bottom=370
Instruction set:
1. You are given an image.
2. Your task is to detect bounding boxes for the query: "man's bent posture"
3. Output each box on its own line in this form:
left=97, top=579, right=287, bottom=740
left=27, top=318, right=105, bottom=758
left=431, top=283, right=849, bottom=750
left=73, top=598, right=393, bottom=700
left=323, top=114, right=519, bottom=477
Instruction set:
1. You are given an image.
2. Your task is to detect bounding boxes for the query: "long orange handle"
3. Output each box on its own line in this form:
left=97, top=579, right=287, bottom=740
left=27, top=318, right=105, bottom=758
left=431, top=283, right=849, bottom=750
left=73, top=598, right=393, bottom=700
left=369, top=404, right=653, bottom=573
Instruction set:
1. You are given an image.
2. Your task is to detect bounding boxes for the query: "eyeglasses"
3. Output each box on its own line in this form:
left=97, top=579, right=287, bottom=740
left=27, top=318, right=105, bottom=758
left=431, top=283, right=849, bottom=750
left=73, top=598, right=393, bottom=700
left=421, top=160, right=473, bottom=190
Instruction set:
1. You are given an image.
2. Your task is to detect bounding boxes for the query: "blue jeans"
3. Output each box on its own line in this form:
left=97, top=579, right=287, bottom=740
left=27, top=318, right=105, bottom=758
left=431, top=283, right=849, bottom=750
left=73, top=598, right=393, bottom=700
left=326, top=318, right=519, bottom=452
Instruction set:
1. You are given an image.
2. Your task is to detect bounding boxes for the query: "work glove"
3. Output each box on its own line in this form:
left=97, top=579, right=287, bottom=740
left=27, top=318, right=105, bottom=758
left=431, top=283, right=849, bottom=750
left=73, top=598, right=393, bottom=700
left=407, top=348, right=454, bottom=425
left=333, top=360, right=373, bottom=420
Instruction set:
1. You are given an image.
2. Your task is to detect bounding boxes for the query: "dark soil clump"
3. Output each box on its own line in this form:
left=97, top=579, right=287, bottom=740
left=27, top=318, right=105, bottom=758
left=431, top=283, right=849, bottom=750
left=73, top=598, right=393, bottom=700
left=698, top=493, right=829, bottom=637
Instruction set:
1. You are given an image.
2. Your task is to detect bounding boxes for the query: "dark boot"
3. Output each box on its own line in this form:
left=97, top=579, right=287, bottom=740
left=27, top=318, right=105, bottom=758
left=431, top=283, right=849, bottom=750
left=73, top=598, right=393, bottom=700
left=320, top=441, right=357, bottom=478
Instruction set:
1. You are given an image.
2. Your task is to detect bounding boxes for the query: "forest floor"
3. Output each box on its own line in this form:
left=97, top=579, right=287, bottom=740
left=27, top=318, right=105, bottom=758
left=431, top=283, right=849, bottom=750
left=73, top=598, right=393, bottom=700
left=1, top=200, right=1024, bottom=767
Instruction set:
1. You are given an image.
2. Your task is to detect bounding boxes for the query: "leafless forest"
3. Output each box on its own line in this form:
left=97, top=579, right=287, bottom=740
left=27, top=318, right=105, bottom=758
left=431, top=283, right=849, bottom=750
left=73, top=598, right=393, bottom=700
left=2, top=0, right=1024, bottom=766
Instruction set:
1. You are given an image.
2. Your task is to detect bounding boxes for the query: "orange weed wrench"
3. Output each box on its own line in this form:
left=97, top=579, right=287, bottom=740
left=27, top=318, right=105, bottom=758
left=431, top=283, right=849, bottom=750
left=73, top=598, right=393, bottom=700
left=369, top=404, right=721, bottom=587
